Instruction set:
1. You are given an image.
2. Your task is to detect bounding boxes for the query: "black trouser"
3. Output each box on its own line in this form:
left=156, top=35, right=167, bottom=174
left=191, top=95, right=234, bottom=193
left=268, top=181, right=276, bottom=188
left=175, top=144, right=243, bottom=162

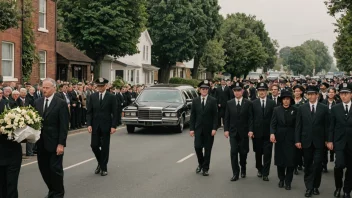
left=218, top=106, right=225, bottom=127
left=230, top=134, right=248, bottom=176
left=254, top=136, right=273, bottom=176
left=277, top=166, right=294, bottom=185
left=76, top=106, right=82, bottom=127
left=117, top=107, right=122, bottom=125
left=194, top=131, right=214, bottom=171
left=70, top=107, right=77, bottom=129
left=334, top=146, right=352, bottom=193
left=303, top=145, right=323, bottom=190
left=26, top=142, right=34, bottom=155
left=295, top=148, right=304, bottom=167
left=81, top=108, right=86, bottom=125
left=91, top=127, right=111, bottom=171
left=0, top=161, right=21, bottom=198
left=37, top=148, right=65, bottom=198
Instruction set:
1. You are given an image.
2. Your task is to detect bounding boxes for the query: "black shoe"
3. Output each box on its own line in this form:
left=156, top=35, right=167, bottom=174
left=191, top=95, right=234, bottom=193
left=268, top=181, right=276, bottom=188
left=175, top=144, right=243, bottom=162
left=241, top=169, right=246, bottom=178
left=294, top=168, right=299, bottom=175
left=263, top=176, right=269, bottom=181
left=305, top=189, right=313, bottom=197
left=202, top=171, right=209, bottom=176
left=230, top=175, right=239, bottom=181
left=94, top=165, right=101, bottom=174
left=257, top=171, right=262, bottom=177
left=278, top=181, right=284, bottom=188
left=334, top=188, right=341, bottom=197
left=285, top=184, right=291, bottom=190
left=313, top=188, right=320, bottom=195
left=101, top=171, right=108, bottom=176
left=196, top=166, right=202, bottom=174
left=343, top=193, right=351, bottom=198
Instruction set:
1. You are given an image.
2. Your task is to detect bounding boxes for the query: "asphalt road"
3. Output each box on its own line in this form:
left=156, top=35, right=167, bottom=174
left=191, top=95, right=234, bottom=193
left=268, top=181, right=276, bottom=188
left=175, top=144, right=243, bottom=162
left=18, top=126, right=336, bottom=198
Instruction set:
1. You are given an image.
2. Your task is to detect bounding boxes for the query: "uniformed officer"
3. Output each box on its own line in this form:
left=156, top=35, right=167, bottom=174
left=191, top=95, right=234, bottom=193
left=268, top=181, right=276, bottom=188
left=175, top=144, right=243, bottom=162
left=87, top=77, right=118, bottom=176
left=327, top=83, right=352, bottom=198
left=224, top=82, right=253, bottom=181
left=249, top=82, right=275, bottom=181
left=295, top=85, right=329, bottom=197
left=270, top=89, right=297, bottom=190
left=190, top=80, right=218, bottom=176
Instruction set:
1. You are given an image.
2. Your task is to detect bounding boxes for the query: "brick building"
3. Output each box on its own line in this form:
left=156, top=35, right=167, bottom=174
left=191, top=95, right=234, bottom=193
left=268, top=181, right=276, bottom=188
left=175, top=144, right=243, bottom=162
left=0, top=0, right=56, bottom=85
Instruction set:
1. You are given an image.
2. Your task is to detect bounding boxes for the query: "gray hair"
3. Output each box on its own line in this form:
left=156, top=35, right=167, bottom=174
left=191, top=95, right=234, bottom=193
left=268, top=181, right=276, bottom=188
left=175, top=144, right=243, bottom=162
left=20, top=88, right=27, bottom=93
left=3, top=87, right=12, bottom=92
left=42, top=78, right=57, bottom=88
left=12, top=90, right=19, bottom=95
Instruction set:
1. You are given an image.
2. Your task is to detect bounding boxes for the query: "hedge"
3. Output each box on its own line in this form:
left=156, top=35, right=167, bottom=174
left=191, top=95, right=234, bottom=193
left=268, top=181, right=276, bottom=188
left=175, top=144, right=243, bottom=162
left=169, top=77, right=201, bottom=87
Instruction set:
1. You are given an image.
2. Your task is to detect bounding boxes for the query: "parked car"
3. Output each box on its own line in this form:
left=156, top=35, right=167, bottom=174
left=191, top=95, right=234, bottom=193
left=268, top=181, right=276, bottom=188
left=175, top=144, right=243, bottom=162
left=121, top=84, right=198, bottom=133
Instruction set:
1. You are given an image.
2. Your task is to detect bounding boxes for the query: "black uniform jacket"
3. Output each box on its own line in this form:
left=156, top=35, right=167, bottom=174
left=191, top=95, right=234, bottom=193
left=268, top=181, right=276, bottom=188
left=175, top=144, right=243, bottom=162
left=190, top=96, right=218, bottom=135
left=252, top=98, right=275, bottom=138
left=329, top=102, right=352, bottom=151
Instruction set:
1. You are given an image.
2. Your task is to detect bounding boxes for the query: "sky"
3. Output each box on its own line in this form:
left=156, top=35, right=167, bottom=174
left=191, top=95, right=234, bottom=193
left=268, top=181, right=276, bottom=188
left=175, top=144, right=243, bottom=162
left=218, top=0, right=337, bottom=58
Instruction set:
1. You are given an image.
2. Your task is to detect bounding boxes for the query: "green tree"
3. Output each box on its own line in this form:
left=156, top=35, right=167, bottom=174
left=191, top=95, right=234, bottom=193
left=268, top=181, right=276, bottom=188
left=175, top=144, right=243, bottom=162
left=191, top=0, right=222, bottom=79
left=147, top=0, right=198, bottom=83
left=58, top=0, right=147, bottom=77
left=279, top=46, right=291, bottom=65
left=220, top=13, right=268, bottom=77
left=325, top=0, right=351, bottom=16
left=0, top=0, right=20, bottom=31
left=301, top=39, right=333, bottom=73
left=287, top=46, right=315, bottom=75
left=200, top=38, right=226, bottom=74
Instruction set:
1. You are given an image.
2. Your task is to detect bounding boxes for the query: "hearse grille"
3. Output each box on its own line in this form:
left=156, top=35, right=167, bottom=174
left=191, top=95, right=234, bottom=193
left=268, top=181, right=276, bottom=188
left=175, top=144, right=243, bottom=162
left=138, top=110, right=162, bottom=120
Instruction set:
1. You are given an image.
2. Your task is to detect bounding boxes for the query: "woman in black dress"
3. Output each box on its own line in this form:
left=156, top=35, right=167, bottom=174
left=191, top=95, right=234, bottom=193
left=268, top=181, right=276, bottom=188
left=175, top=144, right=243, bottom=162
left=270, top=89, right=297, bottom=190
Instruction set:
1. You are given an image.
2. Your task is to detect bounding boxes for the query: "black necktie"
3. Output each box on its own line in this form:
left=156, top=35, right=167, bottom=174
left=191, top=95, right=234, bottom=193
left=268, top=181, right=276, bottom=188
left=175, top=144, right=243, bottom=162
left=273, top=97, right=276, bottom=105
left=262, top=100, right=265, bottom=115
left=202, top=98, right=205, bottom=109
left=345, top=105, right=349, bottom=116
left=22, top=99, right=25, bottom=106
left=311, top=105, right=315, bottom=116
left=43, top=99, right=48, bottom=115
left=237, top=100, right=241, bottom=112
left=100, top=93, right=102, bottom=105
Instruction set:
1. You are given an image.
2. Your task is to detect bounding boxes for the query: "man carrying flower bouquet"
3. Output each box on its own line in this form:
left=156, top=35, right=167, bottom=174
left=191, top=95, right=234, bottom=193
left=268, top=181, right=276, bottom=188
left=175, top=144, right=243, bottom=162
left=34, top=78, right=69, bottom=198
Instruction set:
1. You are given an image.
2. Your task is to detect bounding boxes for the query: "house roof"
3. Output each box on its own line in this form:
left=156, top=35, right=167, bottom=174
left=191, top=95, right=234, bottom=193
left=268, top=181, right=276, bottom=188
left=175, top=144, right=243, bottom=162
left=56, top=41, right=94, bottom=63
left=143, top=30, right=153, bottom=45
left=142, top=64, right=159, bottom=71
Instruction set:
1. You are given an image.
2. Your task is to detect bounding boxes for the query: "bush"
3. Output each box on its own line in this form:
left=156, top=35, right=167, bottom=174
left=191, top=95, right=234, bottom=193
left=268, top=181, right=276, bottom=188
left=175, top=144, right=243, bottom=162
left=169, top=77, right=201, bottom=87
left=112, top=76, right=127, bottom=88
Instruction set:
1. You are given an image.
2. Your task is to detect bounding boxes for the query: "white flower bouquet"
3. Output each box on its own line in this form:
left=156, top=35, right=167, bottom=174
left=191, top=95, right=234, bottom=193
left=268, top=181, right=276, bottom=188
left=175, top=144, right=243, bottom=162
left=0, top=106, right=42, bottom=143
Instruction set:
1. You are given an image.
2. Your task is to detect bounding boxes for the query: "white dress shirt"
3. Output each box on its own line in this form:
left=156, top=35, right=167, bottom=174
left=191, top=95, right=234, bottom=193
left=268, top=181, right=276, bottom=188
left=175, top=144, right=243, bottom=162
left=260, top=97, right=267, bottom=108
left=99, top=90, right=107, bottom=100
left=235, top=97, right=243, bottom=106
left=343, top=101, right=351, bottom=112
left=309, top=101, right=318, bottom=111
left=201, top=95, right=208, bottom=106
left=43, top=94, right=55, bottom=110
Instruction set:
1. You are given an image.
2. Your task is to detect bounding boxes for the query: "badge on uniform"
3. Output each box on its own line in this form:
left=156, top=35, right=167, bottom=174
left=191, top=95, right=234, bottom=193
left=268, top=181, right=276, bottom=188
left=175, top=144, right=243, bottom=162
left=204, top=80, right=208, bottom=84
left=99, top=77, right=104, bottom=83
left=260, top=83, right=264, bottom=86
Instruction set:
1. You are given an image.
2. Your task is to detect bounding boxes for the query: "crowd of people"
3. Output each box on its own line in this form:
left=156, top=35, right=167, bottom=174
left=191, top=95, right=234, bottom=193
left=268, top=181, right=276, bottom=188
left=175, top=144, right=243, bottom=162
left=191, top=76, right=352, bottom=198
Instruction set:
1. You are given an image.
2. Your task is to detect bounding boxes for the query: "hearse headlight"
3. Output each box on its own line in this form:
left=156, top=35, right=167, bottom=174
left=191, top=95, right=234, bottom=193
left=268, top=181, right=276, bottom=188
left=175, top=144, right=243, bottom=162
left=164, top=112, right=177, bottom=117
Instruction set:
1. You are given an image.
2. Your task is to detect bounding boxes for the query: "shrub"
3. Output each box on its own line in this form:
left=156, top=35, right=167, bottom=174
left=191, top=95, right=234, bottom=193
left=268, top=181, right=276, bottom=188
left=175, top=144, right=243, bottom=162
left=169, top=77, right=201, bottom=87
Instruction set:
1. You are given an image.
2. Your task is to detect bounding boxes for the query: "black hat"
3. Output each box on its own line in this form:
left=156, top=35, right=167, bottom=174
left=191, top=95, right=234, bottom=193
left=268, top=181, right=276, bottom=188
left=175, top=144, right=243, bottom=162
left=321, top=82, right=329, bottom=88
left=198, top=79, right=210, bottom=88
left=232, top=81, right=243, bottom=90
left=278, top=89, right=294, bottom=104
left=95, top=77, right=109, bottom=85
left=306, top=85, right=319, bottom=94
left=293, top=85, right=305, bottom=92
left=339, top=83, right=352, bottom=93
left=257, top=82, right=268, bottom=90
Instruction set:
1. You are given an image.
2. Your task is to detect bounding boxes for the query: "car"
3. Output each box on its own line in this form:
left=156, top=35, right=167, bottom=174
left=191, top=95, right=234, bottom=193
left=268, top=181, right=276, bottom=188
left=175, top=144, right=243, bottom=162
left=121, top=84, right=198, bottom=134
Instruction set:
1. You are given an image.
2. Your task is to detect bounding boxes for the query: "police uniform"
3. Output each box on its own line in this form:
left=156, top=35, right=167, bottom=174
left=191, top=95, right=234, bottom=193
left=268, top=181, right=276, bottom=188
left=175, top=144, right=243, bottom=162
left=190, top=80, right=218, bottom=176
left=87, top=78, right=118, bottom=176
left=252, top=82, right=275, bottom=181
left=224, top=82, right=253, bottom=181
left=328, top=83, right=352, bottom=198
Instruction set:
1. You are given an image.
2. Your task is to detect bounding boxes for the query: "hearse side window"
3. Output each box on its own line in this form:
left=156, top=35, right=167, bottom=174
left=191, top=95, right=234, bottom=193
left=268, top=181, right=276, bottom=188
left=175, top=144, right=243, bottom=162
left=190, top=89, right=198, bottom=98
left=186, top=90, right=194, bottom=99
left=182, top=91, right=190, bottom=99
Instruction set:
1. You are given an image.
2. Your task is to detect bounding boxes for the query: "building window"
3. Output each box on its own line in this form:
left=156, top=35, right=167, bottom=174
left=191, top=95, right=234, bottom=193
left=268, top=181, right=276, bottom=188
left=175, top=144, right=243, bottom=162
left=142, top=45, right=145, bottom=60
left=131, top=70, right=134, bottom=82
left=1, top=42, right=14, bottom=78
left=39, top=51, right=46, bottom=79
left=146, top=46, right=149, bottom=60
left=136, top=70, right=139, bottom=84
left=39, top=0, right=47, bottom=30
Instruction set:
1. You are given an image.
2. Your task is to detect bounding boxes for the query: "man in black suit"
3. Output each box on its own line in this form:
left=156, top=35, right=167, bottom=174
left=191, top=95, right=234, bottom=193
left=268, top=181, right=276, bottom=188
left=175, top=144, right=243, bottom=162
left=327, top=83, right=352, bottom=198
left=87, top=77, right=118, bottom=176
left=115, top=87, right=125, bottom=126
left=267, top=84, right=280, bottom=106
left=34, top=85, right=43, bottom=100
left=249, top=82, right=275, bottom=181
left=295, top=85, right=329, bottom=197
left=34, top=78, right=69, bottom=198
left=224, top=82, right=253, bottom=181
left=0, top=92, right=21, bottom=198
left=249, top=81, right=257, bottom=101
left=190, top=80, right=218, bottom=176
left=216, top=79, right=231, bottom=128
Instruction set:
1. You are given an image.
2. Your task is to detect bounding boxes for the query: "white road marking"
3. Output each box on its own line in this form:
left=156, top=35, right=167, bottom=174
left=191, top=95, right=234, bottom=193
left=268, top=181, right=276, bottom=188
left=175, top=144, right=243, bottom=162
left=177, top=153, right=195, bottom=163
left=63, top=157, right=95, bottom=170
left=21, top=161, right=38, bottom=167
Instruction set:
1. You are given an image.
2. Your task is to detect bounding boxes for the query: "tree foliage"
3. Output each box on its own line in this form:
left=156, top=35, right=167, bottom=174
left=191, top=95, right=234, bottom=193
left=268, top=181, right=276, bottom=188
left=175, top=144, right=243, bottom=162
left=200, top=38, right=226, bottom=73
left=58, top=0, right=147, bottom=77
left=220, top=13, right=268, bottom=77
left=0, top=0, right=20, bottom=31
left=279, top=46, right=291, bottom=65
left=325, top=0, right=351, bottom=16
left=301, top=40, right=333, bottom=73
left=287, top=46, right=315, bottom=75
left=147, top=0, right=198, bottom=83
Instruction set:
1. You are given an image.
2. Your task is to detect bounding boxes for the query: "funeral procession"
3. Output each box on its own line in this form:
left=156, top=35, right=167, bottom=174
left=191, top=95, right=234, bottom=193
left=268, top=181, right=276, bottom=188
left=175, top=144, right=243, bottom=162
left=1, top=0, right=352, bottom=198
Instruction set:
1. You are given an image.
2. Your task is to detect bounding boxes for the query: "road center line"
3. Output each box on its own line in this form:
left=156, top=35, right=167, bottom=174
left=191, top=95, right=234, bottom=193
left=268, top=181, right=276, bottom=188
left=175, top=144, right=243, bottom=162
left=21, top=161, right=38, bottom=167
left=177, top=153, right=195, bottom=163
left=63, top=157, right=95, bottom=170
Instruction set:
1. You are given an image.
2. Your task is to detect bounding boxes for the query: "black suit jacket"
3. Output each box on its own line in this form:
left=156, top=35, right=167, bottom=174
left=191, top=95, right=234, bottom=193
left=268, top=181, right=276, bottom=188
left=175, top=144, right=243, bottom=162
left=295, top=103, right=329, bottom=149
left=190, top=96, right=218, bottom=135
left=267, top=95, right=281, bottom=106
left=252, top=98, right=275, bottom=138
left=116, top=93, right=125, bottom=109
left=34, top=96, right=69, bottom=152
left=87, top=92, right=118, bottom=134
left=216, top=86, right=231, bottom=107
left=34, top=91, right=43, bottom=100
left=224, top=98, right=253, bottom=138
left=329, top=103, right=352, bottom=151
left=16, top=96, right=34, bottom=107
